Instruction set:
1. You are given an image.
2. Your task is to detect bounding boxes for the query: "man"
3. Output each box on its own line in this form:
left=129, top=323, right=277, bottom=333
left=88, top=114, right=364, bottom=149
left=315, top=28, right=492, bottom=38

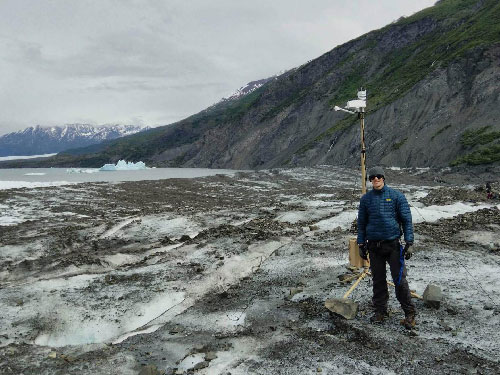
left=357, top=166, right=416, bottom=329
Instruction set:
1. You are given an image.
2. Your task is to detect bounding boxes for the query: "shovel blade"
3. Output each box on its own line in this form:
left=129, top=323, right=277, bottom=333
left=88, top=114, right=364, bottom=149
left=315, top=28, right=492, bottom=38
left=325, top=298, right=359, bottom=320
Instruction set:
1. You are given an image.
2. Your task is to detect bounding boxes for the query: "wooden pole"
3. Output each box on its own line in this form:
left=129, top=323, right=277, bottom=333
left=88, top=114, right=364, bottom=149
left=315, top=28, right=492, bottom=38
left=360, top=110, right=367, bottom=194
left=387, top=280, right=423, bottom=299
left=348, top=97, right=368, bottom=268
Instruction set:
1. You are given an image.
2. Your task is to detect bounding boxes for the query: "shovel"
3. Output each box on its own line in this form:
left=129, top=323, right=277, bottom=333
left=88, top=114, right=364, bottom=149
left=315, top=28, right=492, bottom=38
left=325, top=269, right=369, bottom=319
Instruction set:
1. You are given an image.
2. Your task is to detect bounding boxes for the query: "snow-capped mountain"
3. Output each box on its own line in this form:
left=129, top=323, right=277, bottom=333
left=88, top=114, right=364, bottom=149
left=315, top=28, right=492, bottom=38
left=222, top=72, right=287, bottom=102
left=223, top=78, right=276, bottom=101
left=0, top=124, right=149, bottom=156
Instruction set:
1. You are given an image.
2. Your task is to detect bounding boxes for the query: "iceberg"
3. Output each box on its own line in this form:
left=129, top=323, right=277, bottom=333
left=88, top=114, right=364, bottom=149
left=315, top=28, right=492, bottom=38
left=66, top=168, right=100, bottom=174
left=99, top=160, right=147, bottom=171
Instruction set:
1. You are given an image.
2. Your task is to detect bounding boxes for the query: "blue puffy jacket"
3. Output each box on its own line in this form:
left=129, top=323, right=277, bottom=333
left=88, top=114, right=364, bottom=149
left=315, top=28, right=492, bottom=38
left=357, top=184, right=414, bottom=244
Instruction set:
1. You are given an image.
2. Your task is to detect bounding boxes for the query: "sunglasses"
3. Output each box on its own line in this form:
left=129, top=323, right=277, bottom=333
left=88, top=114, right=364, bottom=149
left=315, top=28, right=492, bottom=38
left=369, top=174, right=384, bottom=181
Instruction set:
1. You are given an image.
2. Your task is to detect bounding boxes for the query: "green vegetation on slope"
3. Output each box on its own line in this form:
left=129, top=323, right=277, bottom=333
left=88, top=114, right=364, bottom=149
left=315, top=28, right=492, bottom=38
left=451, top=144, right=500, bottom=165
left=460, top=126, right=500, bottom=147
left=431, top=124, right=452, bottom=140
left=451, top=125, right=500, bottom=165
left=392, top=138, right=408, bottom=150
left=369, top=0, right=500, bottom=109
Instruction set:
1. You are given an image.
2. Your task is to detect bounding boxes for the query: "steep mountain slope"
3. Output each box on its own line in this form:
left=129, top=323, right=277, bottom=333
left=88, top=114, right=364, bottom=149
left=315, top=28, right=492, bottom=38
left=3, top=0, right=500, bottom=169
left=0, top=124, right=148, bottom=157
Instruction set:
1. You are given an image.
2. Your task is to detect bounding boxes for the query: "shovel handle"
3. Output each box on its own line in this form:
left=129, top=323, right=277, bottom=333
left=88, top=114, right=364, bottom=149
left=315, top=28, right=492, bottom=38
left=366, top=271, right=422, bottom=299
left=387, top=280, right=423, bottom=299
left=343, top=270, right=369, bottom=299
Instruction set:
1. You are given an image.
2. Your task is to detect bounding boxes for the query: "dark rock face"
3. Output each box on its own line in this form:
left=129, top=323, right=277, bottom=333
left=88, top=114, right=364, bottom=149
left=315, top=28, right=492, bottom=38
left=161, top=48, right=500, bottom=169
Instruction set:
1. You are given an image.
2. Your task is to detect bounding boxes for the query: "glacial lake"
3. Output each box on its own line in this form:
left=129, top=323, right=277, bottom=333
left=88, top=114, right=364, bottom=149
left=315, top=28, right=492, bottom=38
left=0, top=167, right=241, bottom=190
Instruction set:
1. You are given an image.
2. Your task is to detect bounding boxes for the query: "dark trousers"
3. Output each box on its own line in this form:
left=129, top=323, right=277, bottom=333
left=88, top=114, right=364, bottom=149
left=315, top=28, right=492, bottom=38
left=368, top=239, right=416, bottom=315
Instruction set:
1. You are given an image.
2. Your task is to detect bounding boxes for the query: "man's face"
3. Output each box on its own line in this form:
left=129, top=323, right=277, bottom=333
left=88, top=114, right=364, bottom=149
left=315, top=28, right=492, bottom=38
left=370, top=175, right=385, bottom=190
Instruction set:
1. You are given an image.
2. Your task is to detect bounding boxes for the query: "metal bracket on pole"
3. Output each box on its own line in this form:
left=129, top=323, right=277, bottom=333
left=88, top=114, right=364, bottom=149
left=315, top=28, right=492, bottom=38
left=334, top=106, right=355, bottom=114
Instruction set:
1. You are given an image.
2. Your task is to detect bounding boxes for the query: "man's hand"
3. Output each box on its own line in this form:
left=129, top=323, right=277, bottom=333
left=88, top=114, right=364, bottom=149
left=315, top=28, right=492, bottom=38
left=358, top=243, right=368, bottom=260
left=403, top=242, right=413, bottom=260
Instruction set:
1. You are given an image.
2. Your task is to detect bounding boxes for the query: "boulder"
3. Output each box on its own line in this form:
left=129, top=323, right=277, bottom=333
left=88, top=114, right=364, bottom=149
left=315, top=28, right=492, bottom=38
left=423, top=284, right=443, bottom=309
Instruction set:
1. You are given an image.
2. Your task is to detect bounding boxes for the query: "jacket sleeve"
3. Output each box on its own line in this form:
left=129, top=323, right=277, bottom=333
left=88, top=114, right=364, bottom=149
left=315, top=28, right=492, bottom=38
left=397, top=193, right=414, bottom=243
left=357, top=195, right=368, bottom=244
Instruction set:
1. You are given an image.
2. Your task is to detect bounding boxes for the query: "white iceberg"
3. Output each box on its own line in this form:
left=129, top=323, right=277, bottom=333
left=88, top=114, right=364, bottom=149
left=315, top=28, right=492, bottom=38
left=99, top=160, right=147, bottom=171
left=66, top=168, right=100, bottom=174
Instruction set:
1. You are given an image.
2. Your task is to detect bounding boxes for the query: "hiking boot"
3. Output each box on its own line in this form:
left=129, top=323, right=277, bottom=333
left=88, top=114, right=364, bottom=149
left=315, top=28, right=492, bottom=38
left=401, top=312, right=416, bottom=329
left=370, top=311, right=388, bottom=324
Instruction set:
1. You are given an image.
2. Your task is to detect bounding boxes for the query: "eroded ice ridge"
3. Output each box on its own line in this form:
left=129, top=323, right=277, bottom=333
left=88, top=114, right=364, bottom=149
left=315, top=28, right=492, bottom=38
left=99, top=160, right=147, bottom=171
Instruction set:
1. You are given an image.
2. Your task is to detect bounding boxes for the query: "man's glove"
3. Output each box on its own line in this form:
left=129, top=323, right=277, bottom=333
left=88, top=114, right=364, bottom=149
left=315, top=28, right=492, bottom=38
left=403, top=242, right=413, bottom=260
left=358, top=243, right=368, bottom=260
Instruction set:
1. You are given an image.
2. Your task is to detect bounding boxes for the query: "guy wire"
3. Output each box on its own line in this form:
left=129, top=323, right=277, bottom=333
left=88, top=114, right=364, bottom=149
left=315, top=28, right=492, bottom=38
left=409, top=202, right=498, bottom=309
left=226, top=239, right=296, bottom=322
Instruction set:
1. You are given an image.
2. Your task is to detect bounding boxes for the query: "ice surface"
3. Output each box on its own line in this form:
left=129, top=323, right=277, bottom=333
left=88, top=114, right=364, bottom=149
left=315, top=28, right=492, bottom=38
left=0, top=181, right=75, bottom=190
left=303, top=199, right=346, bottom=208
left=103, top=253, right=140, bottom=267
left=99, top=217, right=137, bottom=239
left=310, top=201, right=498, bottom=230
left=177, top=353, right=206, bottom=372
left=107, top=215, right=203, bottom=242
left=457, top=229, right=500, bottom=247
left=66, top=168, right=100, bottom=174
left=0, top=204, right=26, bottom=226
left=411, top=202, right=494, bottom=223
left=99, top=160, right=147, bottom=171
left=31, top=274, right=186, bottom=347
left=110, top=239, right=290, bottom=344
left=315, top=210, right=358, bottom=231
left=139, top=216, right=202, bottom=240
left=276, top=207, right=342, bottom=224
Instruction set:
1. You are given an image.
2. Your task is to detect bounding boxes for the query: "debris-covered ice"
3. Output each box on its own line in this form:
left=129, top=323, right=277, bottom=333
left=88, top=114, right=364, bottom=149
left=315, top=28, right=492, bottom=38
left=0, top=166, right=499, bottom=374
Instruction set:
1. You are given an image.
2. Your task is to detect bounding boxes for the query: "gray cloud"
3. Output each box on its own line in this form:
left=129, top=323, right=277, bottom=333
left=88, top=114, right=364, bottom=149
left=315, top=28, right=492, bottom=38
left=0, top=0, right=436, bottom=135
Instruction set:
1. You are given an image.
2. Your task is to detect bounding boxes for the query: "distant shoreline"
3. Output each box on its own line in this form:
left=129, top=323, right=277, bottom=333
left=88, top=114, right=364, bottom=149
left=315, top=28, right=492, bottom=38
left=0, top=153, right=57, bottom=161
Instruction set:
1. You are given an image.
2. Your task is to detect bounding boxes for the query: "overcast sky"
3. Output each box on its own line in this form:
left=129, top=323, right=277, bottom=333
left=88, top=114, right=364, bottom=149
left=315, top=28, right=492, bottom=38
left=0, top=0, right=436, bottom=135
